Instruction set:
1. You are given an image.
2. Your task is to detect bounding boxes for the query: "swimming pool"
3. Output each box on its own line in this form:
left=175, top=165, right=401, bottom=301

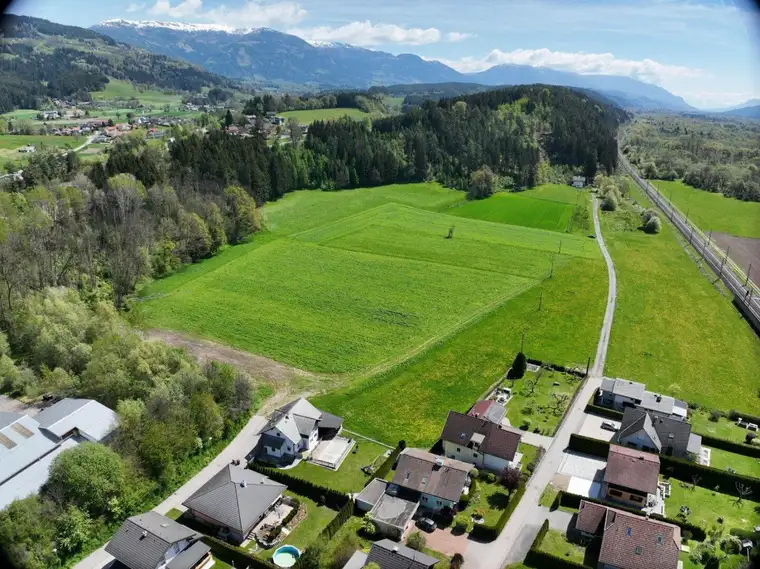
left=272, top=545, right=301, bottom=568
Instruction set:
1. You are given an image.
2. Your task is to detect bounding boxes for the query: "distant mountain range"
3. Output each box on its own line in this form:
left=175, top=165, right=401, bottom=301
left=722, top=105, right=760, bottom=119
left=92, top=19, right=694, bottom=111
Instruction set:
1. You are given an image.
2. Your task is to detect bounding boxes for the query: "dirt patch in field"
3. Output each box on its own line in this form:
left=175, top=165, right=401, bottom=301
left=712, top=232, right=760, bottom=288
left=145, top=329, right=317, bottom=383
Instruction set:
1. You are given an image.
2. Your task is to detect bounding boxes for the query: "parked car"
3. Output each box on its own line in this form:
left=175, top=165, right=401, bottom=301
left=601, top=421, right=618, bottom=432
left=417, top=518, right=437, bottom=532
left=748, top=423, right=758, bottom=432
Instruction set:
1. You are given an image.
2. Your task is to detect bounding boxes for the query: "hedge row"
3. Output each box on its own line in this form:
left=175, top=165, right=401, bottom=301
left=659, top=454, right=760, bottom=494
left=249, top=463, right=350, bottom=509
left=201, top=535, right=276, bottom=569
left=370, top=444, right=403, bottom=485
left=526, top=357, right=586, bottom=378
left=584, top=403, right=625, bottom=421
left=729, top=410, right=760, bottom=426
left=318, top=498, right=354, bottom=542
left=523, top=519, right=587, bottom=569
left=567, top=433, right=610, bottom=458
left=555, top=491, right=707, bottom=541
left=697, top=432, right=760, bottom=459
left=469, top=481, right=526, bottom=541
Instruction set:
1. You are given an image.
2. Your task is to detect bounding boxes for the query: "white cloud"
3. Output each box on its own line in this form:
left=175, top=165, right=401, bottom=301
left=437, top=48, right=702, bottom=84
left=148, top=0, right=307, bottom=28
left=126, top=2, right=146, bottom=12
left=446, top=32, right=473, bottom=42
left=676, top=90, right=760, bottom=109
left=289, top=20, right=445, bottom=46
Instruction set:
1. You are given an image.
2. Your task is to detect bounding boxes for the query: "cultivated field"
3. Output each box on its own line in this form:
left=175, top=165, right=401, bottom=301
left=91, top=78, right=184, bottom=106
left=0, top=134, right=87, bottom=168
left=141, top=182, right=606, bottom=444
left=650, top=180, right=760, bottom=238
left=277, top=108, right=370, bottom=124
left=602, top=183, right=760, bottom=413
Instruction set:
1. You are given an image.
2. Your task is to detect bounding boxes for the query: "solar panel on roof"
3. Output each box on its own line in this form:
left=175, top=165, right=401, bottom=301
left=0, top=432, right=17, bottom=449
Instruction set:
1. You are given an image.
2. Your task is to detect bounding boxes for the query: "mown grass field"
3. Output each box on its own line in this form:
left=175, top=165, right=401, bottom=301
left=277, top=108, right=370, bottom=124
left=602, top=183, right=760, bottom=414
left=664, top=481, right=760, bottom=530
left=91, top=79, right=184, bottom=106
left=651, top=180, right=760, bottom=238
left=141, top=182, right=606, bottom=444
left=0, top=134, right=87, bottom=169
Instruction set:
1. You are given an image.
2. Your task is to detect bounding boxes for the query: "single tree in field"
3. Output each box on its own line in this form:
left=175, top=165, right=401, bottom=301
left=502, top=466, right=521, bottom=495
left=509, top=352, right=527, bottom=379
left=224, top=109, right=233, bottom=128
left=734, top=482, right=753, bottom=506
left=550, top=392, right=570, bottom=414
left=287, top=116, right=301, bottom=144
left=523, top=368, right=542, bottom=397
left=644, top=215, right=661, bottom=234
left=468, top=165, right=496, bottom=200
left=446, top=226, right=455, bottom=239
left=691, top=474, right=701, bottom=491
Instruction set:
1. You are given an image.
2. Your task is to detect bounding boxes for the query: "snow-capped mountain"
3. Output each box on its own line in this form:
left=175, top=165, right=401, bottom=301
left=98, top=19, right=245, bottom=33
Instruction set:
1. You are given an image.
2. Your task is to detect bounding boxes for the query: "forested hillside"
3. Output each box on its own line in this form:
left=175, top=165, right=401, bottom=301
left=0, top=15, right=237, bottom=113
left=623, top=114, right=760, bottom=201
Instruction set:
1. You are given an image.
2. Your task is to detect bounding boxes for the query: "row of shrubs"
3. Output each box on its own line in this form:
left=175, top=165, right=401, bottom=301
left=728, top=410, right=760, bottom=426
left=370, top=444, right=403, bottom=484
left=318, top=498, right=355, bottom=542
left=583, top=403, right=625, bottom=421
left=248, top=462, right=350, bottom=509
left=554, top=490, right=707, bottom=541
left=526, top=357, right=587, bottom=379
left=469, top=481, right=526, bottom=541
left=523, top=519, right=587, bottom=569
left=696, top=433, right=760, bottom=459
left=567, top=434, right=760, bottom=493
left=201, top=535, right=276, bottom=569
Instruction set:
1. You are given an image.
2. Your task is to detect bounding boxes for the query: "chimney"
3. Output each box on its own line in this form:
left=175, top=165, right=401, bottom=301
left=241, top=480, right=248, bottom=488
left=140, top=530, right=148, bottom=539
left=392, top=546, right=399, bottom=553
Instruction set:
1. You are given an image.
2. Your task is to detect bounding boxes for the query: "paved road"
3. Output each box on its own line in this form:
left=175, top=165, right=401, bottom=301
left=73, top=134, right=97, bottom=153
left=465, top=198, right=617, bottom=569
left=620, top=155, right=760, bottom=329
left=73, top=415, right=269, bottom=569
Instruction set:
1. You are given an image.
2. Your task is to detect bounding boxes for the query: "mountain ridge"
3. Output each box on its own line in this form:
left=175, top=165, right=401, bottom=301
left=91, top=18, right=694, bottom=111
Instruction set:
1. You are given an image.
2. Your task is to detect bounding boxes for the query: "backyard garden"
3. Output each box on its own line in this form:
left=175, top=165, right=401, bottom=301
left=503, top=368, right=582, bottom=435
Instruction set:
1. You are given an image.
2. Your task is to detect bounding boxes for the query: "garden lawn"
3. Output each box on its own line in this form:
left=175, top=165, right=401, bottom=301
left=690, top=411, right=758, bottom=444
left=665, top=480, right=760, bottom=531
left=313, top=257, right=607, bottom=446
left=255, top=492, right=337, bottom=560
left=651, top=180, right=760, bottom=239
left=519, top=443, right=538, bottom=474
left=706, top=447, right=760, bottom=479
left=277, top=108, right=370, bottom=124
left=461, top=479, right=513, bottom=525
left=602, top=184, right=760, bottom=414
left=504, top=369, right=581, bottom=435
left=538, top=530, right=588, bottom=565
left=450, top=184, right=588, bottom=233
left=286, top=440, right=388, bottom=493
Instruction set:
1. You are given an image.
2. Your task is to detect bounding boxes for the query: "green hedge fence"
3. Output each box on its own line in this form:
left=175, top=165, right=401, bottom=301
left=469, top=481, right=526, bottom=541
left=523, top=519, right=587, bottom=569
left=248, top=462, right=351, bottom=509
left=201, top=535, right=277, bottom=569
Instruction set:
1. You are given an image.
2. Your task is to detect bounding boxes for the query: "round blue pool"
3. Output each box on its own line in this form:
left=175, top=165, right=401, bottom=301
left=272, top=545, right=301, bottom=568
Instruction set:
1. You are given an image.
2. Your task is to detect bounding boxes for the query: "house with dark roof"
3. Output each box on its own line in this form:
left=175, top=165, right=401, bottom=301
left=602, top=445, right=660, bottom=509
left=0, top=398, right=117, bottom=510
left=355, top=478, right=418, bottom=539
left=390, top=448, right=473, bottom=512
left=182, top=464, right=286, bottom=544
left=259, top=398, right=343, bottom=464
left=342, top=538, right=439, bottom=569
left=598, top=378, right=688, bottom=421
left=440, top=411, right=522, bottom=473
left=575, top=500, right=681, bottom=569
left=613, top=408, right=701, bottom=459
left=105, top=511, right=212, bottom=569
left=467, top=400, right=506, bottom=424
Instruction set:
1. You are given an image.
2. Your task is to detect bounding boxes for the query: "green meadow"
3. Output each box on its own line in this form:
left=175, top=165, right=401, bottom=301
left=650, top=179, right=760, bottom=238
left=140, top=182, right=608, bottom=443
left=277, top=108, right=370, bottom=124
left=602, top=183, right=760, bottom=413
left=91, top=79, right=184, bottom=106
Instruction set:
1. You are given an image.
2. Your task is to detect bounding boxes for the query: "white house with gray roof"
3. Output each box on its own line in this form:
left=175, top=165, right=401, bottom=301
left=598, top=378, right=688, bottom=421
left=0, top=398, right=117, bottom=510
left=259, top=398, right=343, bottom=464
left=182, top=464, right=286, bottom=544
left=105, top=511, right=212, bottom=569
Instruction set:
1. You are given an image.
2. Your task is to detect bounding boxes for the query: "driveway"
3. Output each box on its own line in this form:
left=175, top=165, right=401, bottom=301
left=558, top=452, right=607, bottom=480
left=579, top=414, right=619, bottom=442
left=0, top=394, right=42, bottom=417
left=418, top=527, right=468, bottom=557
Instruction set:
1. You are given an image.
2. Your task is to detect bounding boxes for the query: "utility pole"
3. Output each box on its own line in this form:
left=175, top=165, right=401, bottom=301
left=668, top=190, right=674, bottom=221
left=549, top=256, right=555, bottom=279
left=718, top=247, right=730, bottom=280
left=521, top=328, right=526, bottom=353
left=744, top=263, right=752, bottom=289
left=688, top=223, right=694, bottom=245
left=558, top=240, right=563, bottom=255
left=538, top=290, right=544, bottom=311
left=705, top=230, right=712, bottom=257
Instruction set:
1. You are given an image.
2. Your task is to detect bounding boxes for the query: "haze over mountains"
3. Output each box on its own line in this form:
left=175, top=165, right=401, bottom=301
left=92, top=19, right=695, bottom=112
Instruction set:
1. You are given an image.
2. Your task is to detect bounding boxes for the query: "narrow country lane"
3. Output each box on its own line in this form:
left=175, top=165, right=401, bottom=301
left=464, top=197, right=618, bottom=568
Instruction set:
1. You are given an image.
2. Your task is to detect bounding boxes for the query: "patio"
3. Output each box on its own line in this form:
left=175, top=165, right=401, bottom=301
left=309, top=436, right=355, bottom=470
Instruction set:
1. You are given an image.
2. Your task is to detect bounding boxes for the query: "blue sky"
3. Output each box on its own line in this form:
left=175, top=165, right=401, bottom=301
left=9, top=0, right=760, bottom=108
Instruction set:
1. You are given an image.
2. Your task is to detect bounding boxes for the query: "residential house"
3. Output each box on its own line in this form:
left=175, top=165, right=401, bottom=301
left=571, top=175, right=586, bottom=188
left=598, top=378, right=688, bottom=421
left=0, top=398, right=118, bottom=510
left=17, top=145, right=36, bottom=153
left=41, top=111, right=60, bottom=120
left=182, top=464, right=286, bottom=544
left=258, top=398, right=343, bottom=464
left=575, top=500, right=681, bottom=569
left=440, top=411, right=522, bottom=472
left=467, top=400, right=507, bottom=424
left=602, top=445, right=660, bottom=509
left=390, top=448, right=473, bottom=512
left=614, top=408, right=701, bottom=459
left=342, top=539, right=439, bottom=569
left=105, top=511, right=213, bottom=569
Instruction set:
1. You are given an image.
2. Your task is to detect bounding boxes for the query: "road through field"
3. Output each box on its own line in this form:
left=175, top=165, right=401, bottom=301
left=464, top=198, right=617, bottom=568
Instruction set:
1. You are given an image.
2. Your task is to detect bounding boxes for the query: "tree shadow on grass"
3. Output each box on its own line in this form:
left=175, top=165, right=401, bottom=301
left=486, top=491, right=511, bottom=510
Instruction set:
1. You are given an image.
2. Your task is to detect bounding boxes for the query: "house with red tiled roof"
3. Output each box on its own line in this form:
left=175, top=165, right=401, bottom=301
left=602, top=445, right=660, bottom=509
left=575, top=500, right=681, bottom=569
left=467, top=400, right=506, bottom=424
left=440, top=410, right=522, bottom=473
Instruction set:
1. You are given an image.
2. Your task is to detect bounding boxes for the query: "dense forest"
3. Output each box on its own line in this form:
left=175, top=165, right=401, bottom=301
left=0, top=15, right=236, bottom=112
left=623, top=113, right=760, bottom=201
